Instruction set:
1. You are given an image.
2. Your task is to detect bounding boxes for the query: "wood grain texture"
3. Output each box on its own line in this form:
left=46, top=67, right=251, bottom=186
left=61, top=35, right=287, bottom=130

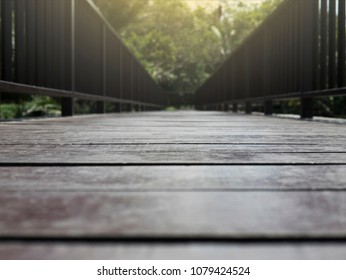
left=1, top=243, right=346, bottom=260
left=1, top=112, right=345, bottom=146
left=1, top=166, right=346, bottom=191
left=1, top=192, right=346, bottom=238
left=1, top=145, right=345, bottom=164
left=1, top=111, right=346, bottom=259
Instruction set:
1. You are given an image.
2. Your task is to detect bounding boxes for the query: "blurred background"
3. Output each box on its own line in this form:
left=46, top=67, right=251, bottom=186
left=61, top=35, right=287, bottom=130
left=1, top=0, right=345, bottom=119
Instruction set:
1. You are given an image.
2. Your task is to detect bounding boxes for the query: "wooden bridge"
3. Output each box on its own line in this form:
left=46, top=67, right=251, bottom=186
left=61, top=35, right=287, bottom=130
left=1, top=0, right=346, bottom=259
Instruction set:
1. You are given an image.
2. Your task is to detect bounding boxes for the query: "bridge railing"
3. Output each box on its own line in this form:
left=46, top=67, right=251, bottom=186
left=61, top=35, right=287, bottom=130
left=0, top=0, right=166, bottom=116
left=195, top=0, right=346, bottom=118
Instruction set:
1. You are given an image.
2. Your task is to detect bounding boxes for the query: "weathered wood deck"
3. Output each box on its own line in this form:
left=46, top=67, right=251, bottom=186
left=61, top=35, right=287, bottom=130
left=1, top=111, right=346, bottom=259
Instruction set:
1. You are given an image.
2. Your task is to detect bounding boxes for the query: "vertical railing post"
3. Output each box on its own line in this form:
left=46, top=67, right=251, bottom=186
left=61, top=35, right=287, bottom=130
left=58, top=0, right=65, bottom=90
left=338, top=0, right=346, bottom=87
left=1, top=0, right=13, bottom=81
left=51, top=0, right=60, bottom=89
left=15, top=0, right=26, bottom=83
left=36, top=0, right=45, bottom=87
left=301, top=98, right=314, bottom=119
left=61, top=97, right=73, bottom=116
left=329, top=0, right=336, bottom=89
left=114, top=103, right=121, bottom=113
left=264, top=100, right=273, bottom=116
left=230, top=61, right=236, bottom=108
left=232, top=103, right=238, bottom=113
left=300, top=0, right=316, bottom=119
left=119, top=45, right=124, bottom=112
left=96, top=100, right=105, bottom=114
left=129, top=57, right=134, bottom=111
left=244, top=45, right=252, bottom=114
left=320, top=0, right=327, bottom=89
left=245, top=101, right=252, bottom=114
left=45, top=0, right=53, bottom=88
left=62, top=0, right=75, bottom=117
left=96, top=24, right=106, bottom=114
left=263, top=22, right=272, bottom=116
left=26, top=0, right=37, bottom=85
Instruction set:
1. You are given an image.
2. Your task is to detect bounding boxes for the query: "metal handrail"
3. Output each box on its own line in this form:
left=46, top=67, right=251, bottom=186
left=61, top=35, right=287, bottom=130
left=195, top=0, right=346, bottom=118
left=0, top=0, right=167, bottom=117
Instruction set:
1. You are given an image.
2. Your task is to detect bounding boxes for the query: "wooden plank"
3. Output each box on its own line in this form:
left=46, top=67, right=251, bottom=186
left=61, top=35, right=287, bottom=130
left=0, top=122, right=344, bottom=132
left=0, top=192, right=346, bottom=237
left=1, top=166, right=346, bottom=192
left=2, top=134, right=344, bottom=145
left=0, top=144, right=345, bottom=164
left=0, top=114, right=345, bottom=145
left=2, top=122, right=344, bottom=130
left=1, top=243, right=346, bottom=260
left=0, top=110, right=344, bottom=125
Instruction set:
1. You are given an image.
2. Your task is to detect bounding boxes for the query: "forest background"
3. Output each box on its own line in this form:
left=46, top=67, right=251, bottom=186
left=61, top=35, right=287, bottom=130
left=93, top=0, right=282, bottom=93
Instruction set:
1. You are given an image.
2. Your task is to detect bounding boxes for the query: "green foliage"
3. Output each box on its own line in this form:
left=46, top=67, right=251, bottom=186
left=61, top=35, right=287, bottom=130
left=93, top=0, right=282, bottom=93
left=115, top=0, right=282, bottom=93
left=91, top=0, right=148, bottom=31
left=0, top=103, right=19, bottom=119
left=74, top=100, right=97, bottom=115
left=0, top=96, right=61, bottom=120
left=23, top=96, right=61, bottom=117
left=122, top=0, right=213, bottom=92
left=211, top=0, right=283, bottom=58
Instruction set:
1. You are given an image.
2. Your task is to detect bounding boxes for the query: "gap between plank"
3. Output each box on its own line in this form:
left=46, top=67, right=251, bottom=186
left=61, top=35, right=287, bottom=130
left=1, top=236, right=346, bottom=245
left=1, top=162, right=346, bottom=167
left=2, top=188, right=346, bottom=193
left=0, top=143, right=327, bottom=146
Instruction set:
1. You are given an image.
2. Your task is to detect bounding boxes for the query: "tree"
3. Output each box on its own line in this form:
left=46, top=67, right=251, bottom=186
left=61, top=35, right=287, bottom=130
left=94, top=0, right=283, bottom=93
left=211, top=0, right=283, bottom=59
left=91, top=0, right=149, bottom=30
left=121, top=0, right=224, bottom=92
